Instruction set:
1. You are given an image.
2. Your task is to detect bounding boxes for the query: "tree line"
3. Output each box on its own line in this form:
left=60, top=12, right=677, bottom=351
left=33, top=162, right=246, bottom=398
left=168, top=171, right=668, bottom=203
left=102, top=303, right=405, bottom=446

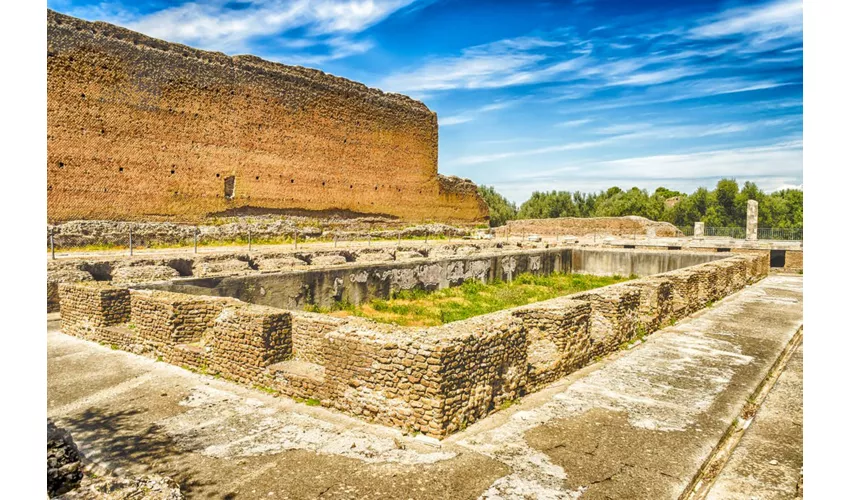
left=477, top=179, right=803, bottom=229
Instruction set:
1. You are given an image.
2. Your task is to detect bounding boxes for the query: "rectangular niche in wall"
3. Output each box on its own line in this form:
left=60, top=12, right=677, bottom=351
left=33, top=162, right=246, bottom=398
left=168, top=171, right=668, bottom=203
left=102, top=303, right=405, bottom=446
left=770, top=249, right=786, bottom=268
left=224, top=176, right=236, bottom=200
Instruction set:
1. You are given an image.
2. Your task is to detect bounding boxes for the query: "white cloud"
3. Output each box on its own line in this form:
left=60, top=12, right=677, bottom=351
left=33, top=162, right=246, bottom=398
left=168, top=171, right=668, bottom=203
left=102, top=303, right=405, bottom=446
left=608, top=67, right=701, bottom=86
left=439, top=100, right=518, bottom=126
left=480, top=139, right=803, bottom=202
left=454, top=139, right=614, bottom=165
left=596, top=140, right=803, bottom=180
left=66, top=0, right=419, bottom=61
left=380, top=34, right=589, bottom=92
left=556, top=118, right=593, bottom=127
left=690, top=0, right=802, bottom=41
left=454, top=118, right=798, bottom=166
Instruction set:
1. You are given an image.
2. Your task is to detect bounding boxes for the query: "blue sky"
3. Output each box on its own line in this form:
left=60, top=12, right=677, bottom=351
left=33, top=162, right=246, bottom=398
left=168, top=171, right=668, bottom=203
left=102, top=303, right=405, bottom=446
left=49, top=0, right=803, bottom=203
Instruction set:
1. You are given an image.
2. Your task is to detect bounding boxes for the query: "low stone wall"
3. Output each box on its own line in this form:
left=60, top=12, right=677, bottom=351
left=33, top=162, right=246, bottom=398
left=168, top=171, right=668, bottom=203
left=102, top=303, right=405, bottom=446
left=49, top=219, right=473, bottom=249
left=785, top=250, right=803, bottom=271
left=571, top=247, right=725, bottom=276
left=58, top=252, right=769, bottom=438
left=47, top=241, right=548, bottom=312
left=59, top=284, right=290, bottom=384
left=48, top=269, right=93, bottom=312
left=495, top=216, right=682, bottom=238
left=208, top=304, right=292, bottom=385
left=146, top=246, right=573, bottom=310
left=59, top=282, right=130, bottom=339
left=512, top=299, right=592, bottom=392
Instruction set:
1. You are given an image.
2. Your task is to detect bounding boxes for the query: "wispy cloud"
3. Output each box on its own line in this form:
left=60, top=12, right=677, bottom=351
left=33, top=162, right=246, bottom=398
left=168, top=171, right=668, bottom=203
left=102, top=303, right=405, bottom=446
left=454, top=139, right=614, bottom=165
left=690, top=0, right=802, bottom=44
left=556, top=118, right=593, bottom=128
left=485, top=139, right=803, bottom=202
left=58, top=0, right=420, bottom=62
left=595, top=140, right=803, bottom=180
left=454, top=117, right=798, bottom=166
left=381, top=0, right=802, bottom=101
left=439, top=100, right=518, bottom=126
left=380, top=35, right=590, bottom=92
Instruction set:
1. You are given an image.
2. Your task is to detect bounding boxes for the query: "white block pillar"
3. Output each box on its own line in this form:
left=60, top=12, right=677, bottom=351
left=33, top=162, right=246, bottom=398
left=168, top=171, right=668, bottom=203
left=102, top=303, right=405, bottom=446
left=746, top=200, right=758, bottom=241
left=694, top=222, right=704, bottom=238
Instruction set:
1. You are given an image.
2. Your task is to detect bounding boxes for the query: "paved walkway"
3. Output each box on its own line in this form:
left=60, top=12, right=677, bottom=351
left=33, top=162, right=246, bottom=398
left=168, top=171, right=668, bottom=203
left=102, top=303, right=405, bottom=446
left=706, top=341, right=803, bottom=500
left=47, top=275, right=803, bottom=499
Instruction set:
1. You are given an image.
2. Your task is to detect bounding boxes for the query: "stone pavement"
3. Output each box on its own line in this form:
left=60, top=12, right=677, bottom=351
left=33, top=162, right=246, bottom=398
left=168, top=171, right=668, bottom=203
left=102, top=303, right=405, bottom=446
left=47, top=275, right=803, bottom=499
left=706, top=341, right=803, bottom=500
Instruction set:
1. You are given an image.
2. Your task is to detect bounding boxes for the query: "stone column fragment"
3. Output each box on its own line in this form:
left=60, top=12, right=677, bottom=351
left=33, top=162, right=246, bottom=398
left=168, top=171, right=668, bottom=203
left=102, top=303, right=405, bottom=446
left=746, top=200, right=758, bottom=241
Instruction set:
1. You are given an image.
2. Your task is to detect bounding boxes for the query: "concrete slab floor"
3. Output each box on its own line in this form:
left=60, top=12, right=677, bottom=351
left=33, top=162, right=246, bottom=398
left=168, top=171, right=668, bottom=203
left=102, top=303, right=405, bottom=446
left=47, top=275, right=803, bottom=499
left=706, top=341, right=803, bottom=500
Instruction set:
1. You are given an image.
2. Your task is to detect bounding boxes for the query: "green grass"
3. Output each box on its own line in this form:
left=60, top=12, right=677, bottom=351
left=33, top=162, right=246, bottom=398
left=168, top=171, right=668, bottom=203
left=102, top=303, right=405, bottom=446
left=253, top=384, right=280, bottom=395
left=314, top=272, right=629, bottom=326
left=498, top=398, right=521, bottom=411
left=294, top=397, right=322, bottom=406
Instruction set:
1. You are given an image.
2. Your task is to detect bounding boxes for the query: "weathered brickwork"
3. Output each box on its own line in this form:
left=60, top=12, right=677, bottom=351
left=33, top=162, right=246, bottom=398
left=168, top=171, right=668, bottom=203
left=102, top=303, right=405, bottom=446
left=47, top=10, right=487, bottom=224
left=130, top=290, right=229, bottom=345
left=289, top=311, right=346, bottom=365
left=515, top=300, right=592, bottom=391
left=785, top=250, right=803, bottom=271
left=59, top=282, right=130, bottom=339
left=58, top=252, right=768, bottom=438
left=569, top=286, right=641, bottom=357
left=208, top=304, right=292, bottom=384
left=48, top=269, right=93, bottom=312
left=495, top=216, right=682, bottom=238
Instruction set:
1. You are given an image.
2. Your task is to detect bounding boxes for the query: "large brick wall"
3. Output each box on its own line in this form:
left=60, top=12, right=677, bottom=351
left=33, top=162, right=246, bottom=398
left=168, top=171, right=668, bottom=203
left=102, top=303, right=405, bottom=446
left=47, top=10, right=487, bottom=224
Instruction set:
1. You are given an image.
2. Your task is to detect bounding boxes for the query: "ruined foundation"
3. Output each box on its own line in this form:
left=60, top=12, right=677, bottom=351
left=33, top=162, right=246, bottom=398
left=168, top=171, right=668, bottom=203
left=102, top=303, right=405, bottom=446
left=57, top=245, right=769, bottom=437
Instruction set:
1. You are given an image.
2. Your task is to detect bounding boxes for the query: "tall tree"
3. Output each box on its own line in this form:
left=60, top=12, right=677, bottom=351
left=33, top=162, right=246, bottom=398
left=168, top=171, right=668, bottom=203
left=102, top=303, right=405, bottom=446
left=477, top=185, right=518, bottom=227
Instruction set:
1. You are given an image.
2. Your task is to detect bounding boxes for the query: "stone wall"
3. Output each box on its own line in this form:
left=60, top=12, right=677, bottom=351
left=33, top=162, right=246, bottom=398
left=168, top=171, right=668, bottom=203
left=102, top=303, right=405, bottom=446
left=146, top=246, right=573, bottom=310
left=48, top=269, right=93, bottom=312
left=58, top=251, right=769, bottom=438
left=47, top=241, right=545, bottom=312
left=48, top=219, right=473, bottom=249
left=47, top=10, right=487, bottom=224
left=571, top=247, right=725, bottom=277
left=511, top=299, right=592, bottom=392
left=495, top=216, right=682, bottom=238
left=59, top=282, right=130, bottom=339
left=59, top=283, right=291, bottom=384
left=785, top=250, right=803, bottom=271
left=208, top=304, right=292, bottom=384
left=730, top=248, right=798, bottom=271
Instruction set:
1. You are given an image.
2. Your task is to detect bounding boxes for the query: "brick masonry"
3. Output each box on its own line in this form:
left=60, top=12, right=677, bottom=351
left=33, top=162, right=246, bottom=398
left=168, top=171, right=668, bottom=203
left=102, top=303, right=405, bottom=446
left=47, top=10, right=487, bottom=224
left=58, top=251, right=768, bottom=438
left=495, top=216, right=683, bottom=238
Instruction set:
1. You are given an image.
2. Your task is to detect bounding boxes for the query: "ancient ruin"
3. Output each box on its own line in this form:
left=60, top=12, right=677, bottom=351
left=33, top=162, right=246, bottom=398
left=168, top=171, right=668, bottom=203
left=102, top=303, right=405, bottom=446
left=46, top=9, right=803, bottom=500
left=55, top=240, right=768, bottom=437
left=496, top=215, right=683, bottom=238
left=47, top=10, right=487, bottom=224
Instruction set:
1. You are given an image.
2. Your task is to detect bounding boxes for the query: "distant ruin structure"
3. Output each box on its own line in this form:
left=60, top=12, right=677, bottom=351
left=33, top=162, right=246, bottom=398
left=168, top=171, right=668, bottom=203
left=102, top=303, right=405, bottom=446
left=496, top=216, right=683, bottom=238
left=47, top=10, right=488, bottom=224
